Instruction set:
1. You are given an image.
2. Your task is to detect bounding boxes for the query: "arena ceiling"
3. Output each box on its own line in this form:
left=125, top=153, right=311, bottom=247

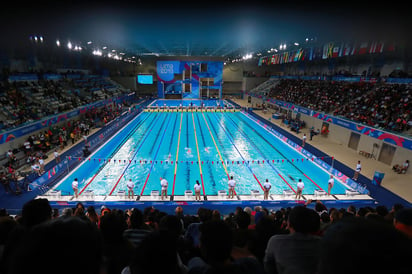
left=1, top=1, right=409, bottom=61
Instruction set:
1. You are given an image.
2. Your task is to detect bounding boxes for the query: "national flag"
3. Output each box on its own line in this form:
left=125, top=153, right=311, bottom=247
left=327, top=43, right=334, bottom=58
left=322, top=43, right=329, bottom=59
left=369, top=41, right=378, bottom=53
left=283, top=52, right=289, bottom=63
left=343, top=43, right=352, bottom=56
left=294, top=49, right=303, bottom=61
left=313, top=47, right=322, bottom=59
left=338, top=43, right=344, bottom=57
left=350, top=43, right=357, bottom=55
left=288, top=51, right=294, bottom=63
left=358, top=42, right=369, bottom=54
left=332, top=46, right=340, bottom=58
left=369, top=41, right=384, bottom=54
left=376, top=41, right=384, bottom=53
left=274, top=54, right=280, bottom=64
left=307, top=47, right=314, bottom=61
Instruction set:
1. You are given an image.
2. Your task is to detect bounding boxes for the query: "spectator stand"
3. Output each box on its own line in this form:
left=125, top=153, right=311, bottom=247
left=0, top=99, right=149, bottom=214
left=244, top=106, right=411, bottom=209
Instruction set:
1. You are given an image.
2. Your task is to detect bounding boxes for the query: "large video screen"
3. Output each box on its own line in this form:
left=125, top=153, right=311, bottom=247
left=157, top=60, right=223, bottom=99
left=137, top=74, right=153, bottom=84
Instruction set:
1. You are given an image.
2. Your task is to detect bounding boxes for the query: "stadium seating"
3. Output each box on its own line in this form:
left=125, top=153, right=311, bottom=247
left=262, top=79, right=411, bottom=133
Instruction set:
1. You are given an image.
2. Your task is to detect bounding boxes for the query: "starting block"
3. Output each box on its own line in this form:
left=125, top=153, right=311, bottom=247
left=250, top=189, right=260, bottom=198
left=185, top=190, right=193, bottom=198
left=48, top=190, right=61, bottom=199
left=218, top=190, right=227, bottom=198
left=345, top=189, right=359, bottom=196
left=283, top=189, right=294, bottom=198
left=314, top=189, right=327, bottom=198
left=83, top=190, right=94, bottom=200
left=151, top=190, right=160, bottom=199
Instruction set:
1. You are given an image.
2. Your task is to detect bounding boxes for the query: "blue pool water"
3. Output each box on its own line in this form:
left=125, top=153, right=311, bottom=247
left=54, top=107, right=350, bottom=197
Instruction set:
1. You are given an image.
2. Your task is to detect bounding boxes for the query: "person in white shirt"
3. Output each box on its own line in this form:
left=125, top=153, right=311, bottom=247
left=263, top=179, right=272, bottom=200
left=127, top=179, right=135, bottom=199
left=7, top=150, right=16, bottom=163
left=353, top=160, right=361, bottom=181
left=54, top=149, right=61, bottom=164
left=38, top=158, right=45, bottom=174
left=31, top=163, right=41, bottom=176
left=296, top=179, right=304, bottom=200
left=24, top=140, right=31, bottom=155
left=160, top=177, right=168, bottom=200
left=72, top=178, right=79, bottom=198
left=228, top=176, right=236, bottom=199
left=327, top=175, right=334, bottom=195
left=302, top=133, right=307, bottom=147
left=194, top=180, right=202, bottom=201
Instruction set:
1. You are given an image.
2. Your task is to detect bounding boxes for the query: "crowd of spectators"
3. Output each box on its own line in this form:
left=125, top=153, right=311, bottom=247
left=0, top=73, right=126, bottom=131
left=0, top=102, right=129, bottom=195
left=0, top=199, right=411, bottom=274
left=333, top=83, right=411, bottom=132
left=267, top=79, right=411, bottom=133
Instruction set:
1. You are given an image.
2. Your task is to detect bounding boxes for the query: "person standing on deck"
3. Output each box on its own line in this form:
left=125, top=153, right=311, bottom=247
left=327, top=175, right=334, bottom=196
left=228, top=176, right=236, bottom=199
left=296, top=179, right=304, bottom=200
left=352, top=160, right=361, bottom=181
left=160, top=177, right=168, bottom=200
left=263, top=179, right=272, bottom=200
left=127, top=179, right=135, bottom=199
left=194, top=180, right=202, bottom=201
left=72, top=178, right=79, bottom=198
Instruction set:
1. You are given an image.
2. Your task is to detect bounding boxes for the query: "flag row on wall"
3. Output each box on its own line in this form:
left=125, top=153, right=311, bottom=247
left=258, top=41, right=395, bottom=66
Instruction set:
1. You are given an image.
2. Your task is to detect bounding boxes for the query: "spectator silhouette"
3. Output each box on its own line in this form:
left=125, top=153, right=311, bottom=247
left=264, top=205, right=321, bottom=274
left=100, top=210, right=134, bottom=274
left=318, top=217, right=412, bottom=274
left=128, top=231, right=183, bottom=274
left=188, top=219, right=264, bottom=274
left=6, top=216, right=103, bottom=274
left=123, top=208, right=151, bottom=248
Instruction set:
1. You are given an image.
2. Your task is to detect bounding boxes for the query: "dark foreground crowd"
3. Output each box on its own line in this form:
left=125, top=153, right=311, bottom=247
left=0, top=199, right=411, bottom=274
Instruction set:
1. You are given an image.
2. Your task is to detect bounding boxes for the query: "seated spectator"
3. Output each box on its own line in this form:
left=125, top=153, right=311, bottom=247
left=392, top=160, right=409, bottom=174
left=264, top=205, right=321, bottom=274
left=393, top=208, right=412, bottom=239
left=8, top=165, right=17, bottom=181
left=1, top=172, right=12, bottom=194
left=318, top=217, right=412, bottom=274
left=6, top=150, right=17, bottom=165
left=31, top=162, right=42, bottom=176
left=5, top=216, right=103, bottom=274
left=123, top=208, right=151, bottom=248
left=99, top=211, right=134, bottom=274
left=127, top=231, right=183, bottom=274
left=188, top=220, right=265, bottom=274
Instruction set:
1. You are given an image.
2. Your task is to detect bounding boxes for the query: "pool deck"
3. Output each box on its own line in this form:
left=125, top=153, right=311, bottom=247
left=231, top=98, right=412, bottom=204
left=37, top=191, right=376, bottom=216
